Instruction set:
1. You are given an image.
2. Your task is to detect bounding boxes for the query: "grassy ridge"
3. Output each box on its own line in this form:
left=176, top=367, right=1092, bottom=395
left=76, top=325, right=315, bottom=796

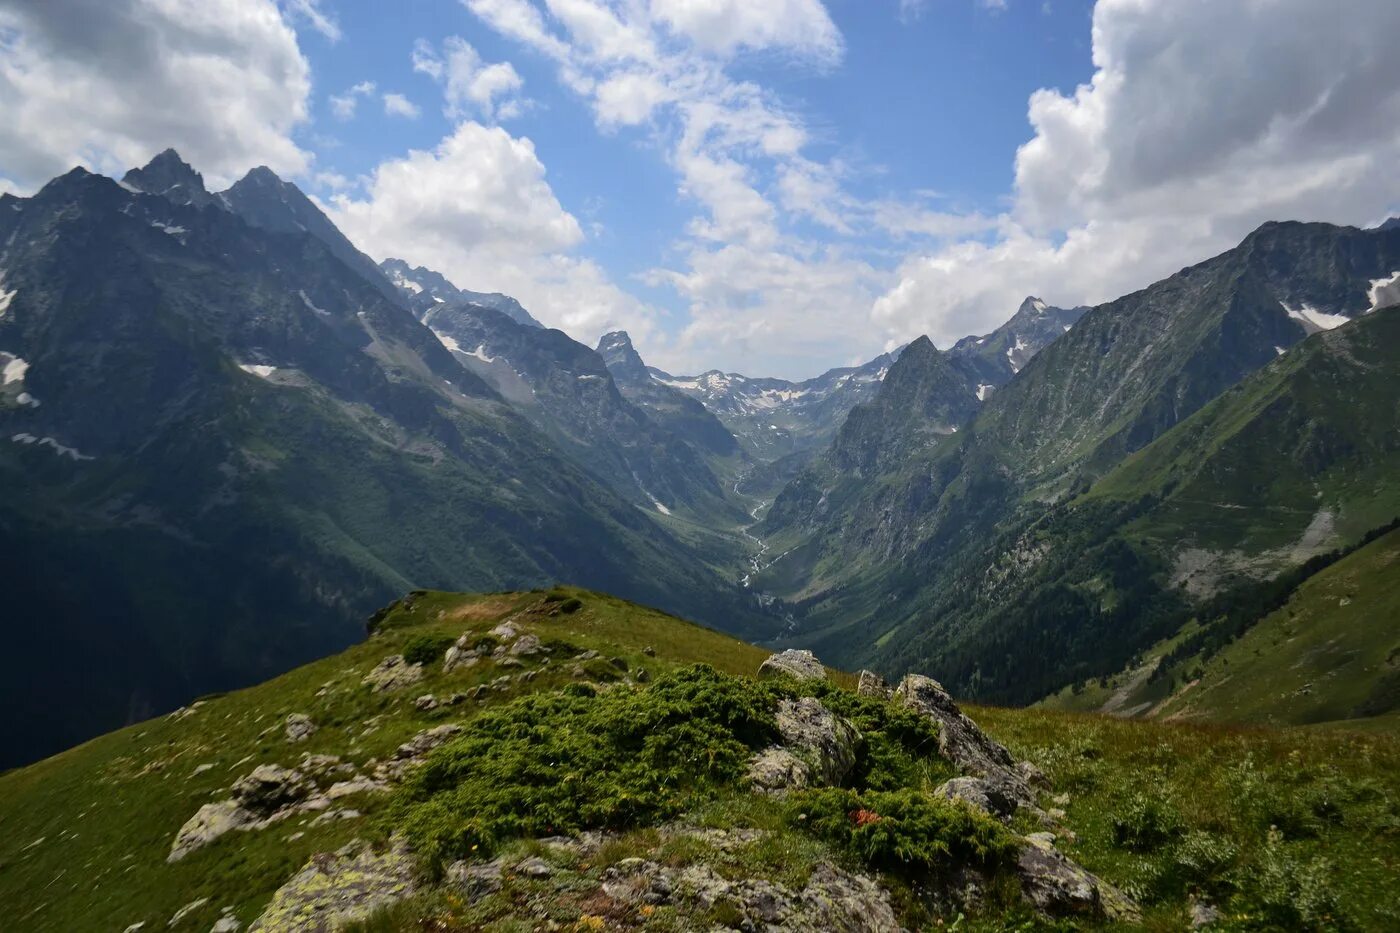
left=0, top=590, right=1397, bottom=931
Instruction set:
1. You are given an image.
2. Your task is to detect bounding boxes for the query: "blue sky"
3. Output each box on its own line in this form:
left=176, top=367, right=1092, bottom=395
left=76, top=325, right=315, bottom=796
left=2, top=1, right=1399, bottom=378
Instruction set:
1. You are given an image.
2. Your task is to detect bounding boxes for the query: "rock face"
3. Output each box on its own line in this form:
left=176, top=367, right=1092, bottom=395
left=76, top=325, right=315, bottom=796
left=775, top=697, right=861, bottom=786
left=747, top=696, right=860, bottom=792
left=249, top=840, right=416, bottom=932
left=934, top=776, right=1023, bottom=822
left=284, top=714, right=316, bottom=743
left=362, top=655, right=423, bottom=693
left=857, top=670, right=892, bottom=699
left=758, top=649, right=826, bottom=682
left=1016, top=833, right=1139, bottom=922
left=600, top=857, right=900, bottom=931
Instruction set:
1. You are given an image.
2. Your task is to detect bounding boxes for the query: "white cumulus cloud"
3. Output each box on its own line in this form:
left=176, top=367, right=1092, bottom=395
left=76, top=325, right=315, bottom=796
left=326, top=121, right=658, bottom=342
left=874, top=0, right=1400, bottom=347
left=0, top=0, right=313, bottom=190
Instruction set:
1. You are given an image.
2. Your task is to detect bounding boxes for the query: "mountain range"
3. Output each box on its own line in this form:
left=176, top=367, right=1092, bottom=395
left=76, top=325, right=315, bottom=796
left=0, top=152, right=768, bottom=767
left=757, top=219, right=1400, bottom=708
left=3, top=146, right=1397, bottom=771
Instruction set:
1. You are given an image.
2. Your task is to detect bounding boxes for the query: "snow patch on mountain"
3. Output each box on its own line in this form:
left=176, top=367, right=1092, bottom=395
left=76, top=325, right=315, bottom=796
left=466, top=344, right=496, bottom=364
left=11, top=433, right=93, bottom=461
left=977, top=384, right=995, bottom=401
left=299, top=290, right=330, bottom=316
left=0, top=282, right=15, bottom=316
left=1282, top=302, right=1350, bottom=332
left=2, top=354, right=29, bottom=385
left=432, top=330, right=462, bottom=354
left=237, top=363, right=277, bottom=378
left=1368, top=270, right=1400, bottom=311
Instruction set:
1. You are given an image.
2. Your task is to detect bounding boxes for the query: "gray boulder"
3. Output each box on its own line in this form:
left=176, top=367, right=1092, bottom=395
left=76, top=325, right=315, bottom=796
left=857, top=670, right=892, bottom=700
left=168, top=801, right=254, bottom=862
left=1017, top=833, right=1139, bottom=921
left=895, top=675, right=1018, bottom=778
left=934, top=776, right=1022, bottom=821
left=283, top=714, right=316, bottom=743
left=249, top=840, right=416, bottom=932
left=362, top=655, right=423, bottom=692
left=758, top=649, right=826, bottom=682
left=746, top=747, right=812, bottom=792
left=508, top=633, right=543, bottom=656
left=775, top=697, right=861, bottom=786
left=232, top=765, right=311, bottom=815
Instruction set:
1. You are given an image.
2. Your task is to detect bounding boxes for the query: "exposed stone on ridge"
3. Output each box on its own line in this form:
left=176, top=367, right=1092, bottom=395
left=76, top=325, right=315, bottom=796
left=362, top=655, right=423, bottom=692
left=775, top=696, right=861, bottom=786
left=758, top=649, right=826, bottom=682
left=249, top=840, right=416, bottom=932
left=1016, top=833, right=1139, bottom=922
left=857, top=670, right=892, bottom=699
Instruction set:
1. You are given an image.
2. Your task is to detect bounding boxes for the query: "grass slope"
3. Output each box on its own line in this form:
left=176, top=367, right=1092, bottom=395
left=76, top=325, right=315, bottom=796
left=0, top=591, right=1396, bottom=931
left=1044, top=527, right=1400, bottom=729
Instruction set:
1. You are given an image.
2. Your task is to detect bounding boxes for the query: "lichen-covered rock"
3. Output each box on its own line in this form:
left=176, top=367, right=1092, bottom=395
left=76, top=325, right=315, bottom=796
left=895, top=675, right=1017, bottom=777
left=775, top=696, right=861, bottom=786
left=934, top=776, right=1022, bottom=821
left=857, top=670, right=892, bottom=699
left=362, top=655, right=423, bottom=692
left=284, top=714, right=316, bottom=743
left=746, top=747, right=812, bottom=791
left=446, top=857, right=505, bottom=902
left=1017, top=833, right=1139, bottom=922
left=599, top=858, right=899, bottom=931
left=249, top=840, right=416, bottom=932
left=758, top=649, right=826, bottom=682
left=167, top=801, right=254, bottom=862
left=508, top=633, right=542, bottom=656
left=232, top=765, right=311, bottom=815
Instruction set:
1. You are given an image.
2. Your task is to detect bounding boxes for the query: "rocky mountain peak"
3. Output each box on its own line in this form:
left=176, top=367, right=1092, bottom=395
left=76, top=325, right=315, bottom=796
left=596, top=331, right=649, bottom=386
left=121, top=148, right=216, bottom=208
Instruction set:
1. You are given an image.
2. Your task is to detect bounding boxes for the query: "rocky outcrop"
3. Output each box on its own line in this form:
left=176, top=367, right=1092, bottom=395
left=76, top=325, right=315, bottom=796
left=284, top=714, right=316, bottom=743
left=857, top=670, right=892, bottom=699
left=362, top=655, right=423, bottom=692
left=168, top=801, right=254, bottom=863
left=1016, top=833, right=1139, bottom=922
left=758, top=649, right=826, bottom=682
left=232, top=765, right=312, bottom=813
left=600, top=857, right=900, bottom=931
left=895, top=675, right=1017, bottom=778
left=747, top=696, right=860, bottom=792
left=249, top=840, right=416, bottom=932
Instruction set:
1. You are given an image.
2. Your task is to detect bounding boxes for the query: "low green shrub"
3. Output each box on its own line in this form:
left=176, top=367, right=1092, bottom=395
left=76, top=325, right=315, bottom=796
left=558, top=597, right=584, bottom=614
left=1231, top=830, right=1349, bottom=931
left=402, top=634, right=455, bottom=666
left=391, top=665, right=779, bottom=871
left=787, top=787, right=1018, bottom=876
left=1112, top=792, right=1185, bottom=851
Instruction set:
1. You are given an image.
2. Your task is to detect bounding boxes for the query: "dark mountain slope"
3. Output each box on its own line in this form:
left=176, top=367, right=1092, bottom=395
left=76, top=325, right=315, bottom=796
left=597, top=330, right=743, bottom=461
left=758, top=221, right=1400, bottom=703
left=420, top=303, right=744, bottom=525
left=0, top=159, right=769, bottom=767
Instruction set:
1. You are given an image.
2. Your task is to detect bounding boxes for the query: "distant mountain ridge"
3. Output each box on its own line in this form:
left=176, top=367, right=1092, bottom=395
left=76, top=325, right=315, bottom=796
left=380, top=258, right=543, bottom=329
left=0, top=150, right=770, bottom=767
left=757, top=218, right=1400, bottom=707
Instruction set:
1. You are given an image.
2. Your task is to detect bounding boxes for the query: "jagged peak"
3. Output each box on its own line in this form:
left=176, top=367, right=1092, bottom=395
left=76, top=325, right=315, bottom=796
left=121, top=149, right=214, bottom=207
left=1016, top=296, right=1049, bottom=316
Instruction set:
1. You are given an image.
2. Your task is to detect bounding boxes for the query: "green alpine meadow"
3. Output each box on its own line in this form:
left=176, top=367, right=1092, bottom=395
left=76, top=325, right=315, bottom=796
left=3, top=1, right=1400, bottom=929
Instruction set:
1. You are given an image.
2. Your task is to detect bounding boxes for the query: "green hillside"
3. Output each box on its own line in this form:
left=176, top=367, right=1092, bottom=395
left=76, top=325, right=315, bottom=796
left=1044, top=527, right=1400, bottom=729
left=2, top=590, right=1397, bottom=931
